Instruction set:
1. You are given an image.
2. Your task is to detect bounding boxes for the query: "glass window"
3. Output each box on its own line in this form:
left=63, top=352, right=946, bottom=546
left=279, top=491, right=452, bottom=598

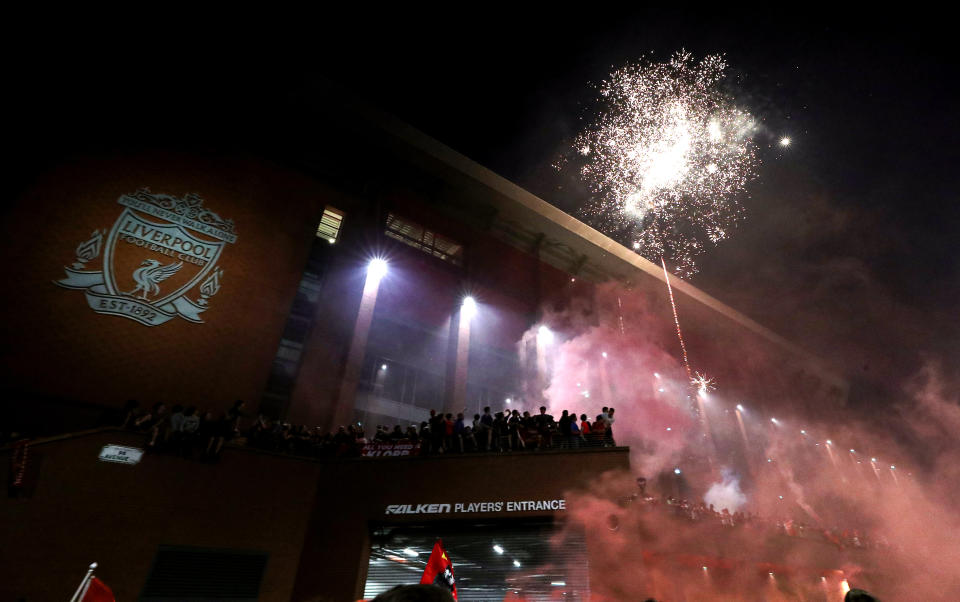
left=385, top=212, right=464, bottom=265
left=316, top=206, right=344, bottom=243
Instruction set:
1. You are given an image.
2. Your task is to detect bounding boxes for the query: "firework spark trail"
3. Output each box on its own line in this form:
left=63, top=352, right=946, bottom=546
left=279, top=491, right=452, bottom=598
left=660, top=258, right=718, bottom=467
left=661, top=257, right=692, bottom=381
left=572, top=51, right=759, bottom=276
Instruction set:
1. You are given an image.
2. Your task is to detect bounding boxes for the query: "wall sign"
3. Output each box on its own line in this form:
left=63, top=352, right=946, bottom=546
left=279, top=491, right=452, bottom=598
left=55, top=189, right=237, bottom=326
left=385, top=499, right=566, bottom=515
left=98, top=444, right=144, bottom=465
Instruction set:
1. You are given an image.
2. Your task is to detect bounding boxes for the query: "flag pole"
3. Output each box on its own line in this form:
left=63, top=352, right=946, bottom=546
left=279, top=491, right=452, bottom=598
left=68, top=562, right=97, bottom=602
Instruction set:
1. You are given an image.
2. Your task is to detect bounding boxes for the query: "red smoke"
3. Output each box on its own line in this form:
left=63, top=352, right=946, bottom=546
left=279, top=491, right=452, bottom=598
left=518, top=283, right=960, bottom=600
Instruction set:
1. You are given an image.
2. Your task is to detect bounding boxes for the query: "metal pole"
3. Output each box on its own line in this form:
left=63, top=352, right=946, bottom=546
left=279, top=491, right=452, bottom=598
left=68, top=562, right=97, bottom=602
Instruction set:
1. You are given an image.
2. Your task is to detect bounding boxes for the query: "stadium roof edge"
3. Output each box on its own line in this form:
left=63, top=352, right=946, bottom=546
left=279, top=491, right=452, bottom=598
left=335, top=91, right=844, bottom=389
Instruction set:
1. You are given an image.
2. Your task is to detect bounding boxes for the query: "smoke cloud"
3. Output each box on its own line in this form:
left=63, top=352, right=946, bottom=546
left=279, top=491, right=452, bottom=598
left=704, top=468, right=747, bottom=513
left=513, top=279, right=960, bottom=599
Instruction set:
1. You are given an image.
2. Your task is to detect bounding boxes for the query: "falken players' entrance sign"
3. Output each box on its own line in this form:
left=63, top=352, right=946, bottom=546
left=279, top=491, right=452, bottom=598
left=55, top=189, right=237, bottom=326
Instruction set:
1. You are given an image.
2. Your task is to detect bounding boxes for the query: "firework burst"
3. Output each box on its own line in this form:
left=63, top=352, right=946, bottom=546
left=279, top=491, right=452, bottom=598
left=571, top=51, right=759, bottom=276
left=692, top=372, right=716, bottom=398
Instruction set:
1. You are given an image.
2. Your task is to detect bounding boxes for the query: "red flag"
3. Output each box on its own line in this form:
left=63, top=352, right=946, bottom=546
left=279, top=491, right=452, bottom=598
left=80, top=577, right=115, bottom=602
left=420, top=539, right=457, bottom=600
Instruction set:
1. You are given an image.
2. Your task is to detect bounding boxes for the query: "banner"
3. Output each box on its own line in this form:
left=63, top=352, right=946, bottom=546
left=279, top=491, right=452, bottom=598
left=360, top=441, right=422, bottom=457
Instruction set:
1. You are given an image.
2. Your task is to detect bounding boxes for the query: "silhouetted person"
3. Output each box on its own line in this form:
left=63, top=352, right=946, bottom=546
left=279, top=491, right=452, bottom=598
left=605, top=406, right=616, bottom=446
left=121, top=399, right=141, bottom=428
left=845, top=588, right=879, bottom=602
left=558, top=410, right=570, bottom=447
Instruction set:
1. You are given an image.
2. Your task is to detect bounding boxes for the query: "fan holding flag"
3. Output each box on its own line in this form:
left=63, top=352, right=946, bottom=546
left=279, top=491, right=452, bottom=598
left=419, top=539, right=457, bottom=600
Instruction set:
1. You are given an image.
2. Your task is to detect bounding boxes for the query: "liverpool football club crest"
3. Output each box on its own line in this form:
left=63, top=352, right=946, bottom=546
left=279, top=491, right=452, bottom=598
left=55, top=189, right=238, bottom=326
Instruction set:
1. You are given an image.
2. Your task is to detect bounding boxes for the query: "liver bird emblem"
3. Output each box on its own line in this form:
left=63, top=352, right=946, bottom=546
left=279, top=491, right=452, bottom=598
left=128, top=259, right=182, bottom=300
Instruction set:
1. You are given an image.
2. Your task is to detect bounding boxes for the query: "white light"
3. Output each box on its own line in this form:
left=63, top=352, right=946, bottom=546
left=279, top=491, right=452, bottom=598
left=551, top=582, right=566, bottom=587
left=779, top=136, right=791, bottom=147
left=367, top=258, right=388, bottom=280
left=826, top=440, right=832, bottom=445
left=493, top=544, right=504, bottom=554
left=380, top=364, right=388, bottom=371
left=871, top=457, right=877, bottom=462
left=778, top=495, right=783, bottom=499
left=601, top=351, right=608, bottom=358
left=890, top=465, right=896, bottom=470
left=583, top=390, right=590, bottom=398
left=767, top=458, right=772, bottom=462
left=770, top=418, right=778, bottom=424
left=850, top=449, right=855, bottom=453
left=769, top=572, right=775, bottom=577
left=537, top=325, right=554, bottom=345
left=328, top=237, right=336, bottom=244
left=736, top=404, right=744, bottom=411
left=513, top=560, right=521, bottom=568
left=800, top=430, right=806, bottom=435
left=658, top=388, right=665, bottom=392
left=403, top=548, right=419, bottom=557
left=462, top=296, right=477, bottom=320
left=505, top=398, right=512, bottom=404
left=674, top=468, right=681, bottom=475
left=666, top=427, right=671, bottom=431
left=633, top=242, right=641, bottom=250
left=702, top=566, right=708, bottom=571
left=654, top=372, right=661, bottom=378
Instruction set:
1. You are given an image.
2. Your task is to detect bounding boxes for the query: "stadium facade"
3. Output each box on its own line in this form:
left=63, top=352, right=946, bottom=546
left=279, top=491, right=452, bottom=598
left=1, top=84, right=850, bottom=600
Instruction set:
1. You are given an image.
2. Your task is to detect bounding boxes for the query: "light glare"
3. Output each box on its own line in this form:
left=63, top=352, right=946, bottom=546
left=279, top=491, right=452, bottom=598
left=537, top=325, right=554, bottom=345
left=367, top=258, right=388, bottom=280
left=461, top=296, right=477, bottom=320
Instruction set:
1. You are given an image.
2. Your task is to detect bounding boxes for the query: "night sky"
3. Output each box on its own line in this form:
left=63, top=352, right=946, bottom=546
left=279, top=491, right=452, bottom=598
left=9, top=11, right=959, bottom=403
left=313, top=12, right=959, bottom=401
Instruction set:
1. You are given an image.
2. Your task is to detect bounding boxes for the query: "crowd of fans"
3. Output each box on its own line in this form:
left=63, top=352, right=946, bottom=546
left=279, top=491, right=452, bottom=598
left=116, top=399, right=621, bottom=460
left=118, top=399, right=246, bottom=461
left=247, top=404, right=621, bottom=458
left=625, top=477, right=890, bottom=551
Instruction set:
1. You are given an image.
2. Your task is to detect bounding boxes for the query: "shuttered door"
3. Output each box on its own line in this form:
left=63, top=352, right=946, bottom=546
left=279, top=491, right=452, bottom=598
left=140, top=545, right=268, bottom=602
left=364, top=520, right=588, bottom=601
